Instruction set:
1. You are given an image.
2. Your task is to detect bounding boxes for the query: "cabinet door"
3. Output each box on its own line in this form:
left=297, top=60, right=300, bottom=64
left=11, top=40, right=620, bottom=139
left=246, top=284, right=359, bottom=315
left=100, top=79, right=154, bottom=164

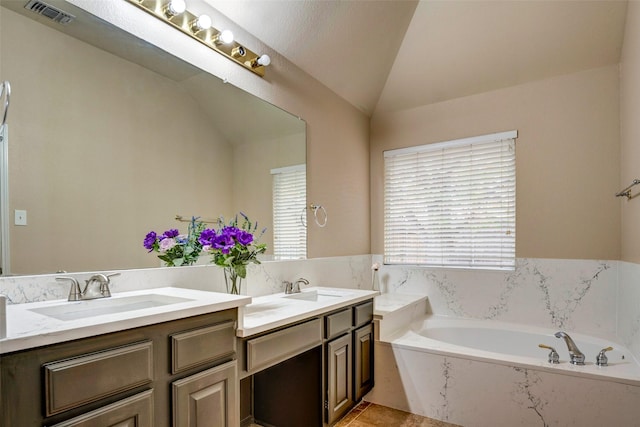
left=326, top=334, right=353, bottom=425
left=49, top=390, right=153, bottom=427
left=354, top=323, right=374, bottom=401
left=172, top=360, right=238, bottom=427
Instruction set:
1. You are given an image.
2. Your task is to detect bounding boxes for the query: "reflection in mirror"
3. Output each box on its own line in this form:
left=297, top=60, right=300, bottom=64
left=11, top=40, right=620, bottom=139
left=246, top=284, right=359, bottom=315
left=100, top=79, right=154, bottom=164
left=0, top=0, right=306, bottom=275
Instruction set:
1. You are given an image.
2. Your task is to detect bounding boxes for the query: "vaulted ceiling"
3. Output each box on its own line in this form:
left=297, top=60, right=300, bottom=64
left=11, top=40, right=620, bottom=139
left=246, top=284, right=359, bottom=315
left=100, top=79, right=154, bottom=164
left=206, top=0, right=628, bottom=117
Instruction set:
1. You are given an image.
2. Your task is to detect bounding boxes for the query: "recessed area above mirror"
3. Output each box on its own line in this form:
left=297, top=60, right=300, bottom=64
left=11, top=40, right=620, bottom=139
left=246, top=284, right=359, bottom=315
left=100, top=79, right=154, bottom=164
left=0, top=0, right=306, bottom=275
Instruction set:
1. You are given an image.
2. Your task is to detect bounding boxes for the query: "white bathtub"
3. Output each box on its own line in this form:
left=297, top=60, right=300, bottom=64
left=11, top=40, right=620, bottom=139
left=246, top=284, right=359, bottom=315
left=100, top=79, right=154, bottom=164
left=368, top=315, right=640, bottom=426
left=398, top=315, right=640, bottom=386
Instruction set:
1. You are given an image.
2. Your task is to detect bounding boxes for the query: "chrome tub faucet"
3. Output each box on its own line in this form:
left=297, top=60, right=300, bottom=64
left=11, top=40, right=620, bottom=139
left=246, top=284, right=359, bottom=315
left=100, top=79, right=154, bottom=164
left=555, top=331, right=585, bottom=365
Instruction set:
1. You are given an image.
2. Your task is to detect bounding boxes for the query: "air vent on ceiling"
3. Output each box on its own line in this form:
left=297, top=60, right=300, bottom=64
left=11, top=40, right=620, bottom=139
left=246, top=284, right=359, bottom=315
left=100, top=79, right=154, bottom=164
left=24, top=0, right=75, bottom=25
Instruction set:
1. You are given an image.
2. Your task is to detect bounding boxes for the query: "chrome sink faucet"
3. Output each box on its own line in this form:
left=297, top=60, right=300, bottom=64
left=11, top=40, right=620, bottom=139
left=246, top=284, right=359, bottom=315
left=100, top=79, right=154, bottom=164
left=283, top=277, right=310, bottom=294
left=56, top=273, right=120, bottom=301
left=555, top=331, right=585, bottom=365
left=292, top=277, right=309, bottom=293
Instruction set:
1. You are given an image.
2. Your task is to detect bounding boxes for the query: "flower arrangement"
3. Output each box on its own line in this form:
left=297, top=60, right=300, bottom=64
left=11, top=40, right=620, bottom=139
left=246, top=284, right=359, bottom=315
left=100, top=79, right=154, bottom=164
left=143, top=217, right=205, bottom=267
left=199, top=212, right=267, bottom=294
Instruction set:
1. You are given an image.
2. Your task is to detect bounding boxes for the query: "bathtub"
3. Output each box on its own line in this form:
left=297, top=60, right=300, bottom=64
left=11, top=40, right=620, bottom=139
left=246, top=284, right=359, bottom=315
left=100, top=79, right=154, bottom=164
left=400, top=315, right=640, bottom=386
left=367, top=315, right=640, bottom=426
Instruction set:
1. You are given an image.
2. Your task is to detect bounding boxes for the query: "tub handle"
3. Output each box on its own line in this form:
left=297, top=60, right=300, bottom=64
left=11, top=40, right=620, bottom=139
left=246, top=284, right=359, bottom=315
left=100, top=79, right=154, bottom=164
left=596, top=346, right=613, bottom=367
left=538, top=344, right=560, bottom=364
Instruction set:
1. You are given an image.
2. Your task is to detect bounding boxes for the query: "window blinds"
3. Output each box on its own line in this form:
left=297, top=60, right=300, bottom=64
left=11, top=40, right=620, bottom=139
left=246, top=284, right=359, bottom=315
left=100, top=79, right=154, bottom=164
left=272, top=164, right=307, bottom=260
left=384, top=131, right=516, bottom=269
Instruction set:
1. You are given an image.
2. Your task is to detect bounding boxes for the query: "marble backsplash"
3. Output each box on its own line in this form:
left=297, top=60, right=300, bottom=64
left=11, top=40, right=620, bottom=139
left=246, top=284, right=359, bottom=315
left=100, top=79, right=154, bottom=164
left=1, top=256, right=638, bottom=354
left=0, top=255, right=373, bottom=305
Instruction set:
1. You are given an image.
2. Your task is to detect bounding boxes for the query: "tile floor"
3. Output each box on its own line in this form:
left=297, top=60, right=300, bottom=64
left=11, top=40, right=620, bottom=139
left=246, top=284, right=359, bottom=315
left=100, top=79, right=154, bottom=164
left=334, top=401, right=462, bottom=427
left=248, top=401, right=461, bottom=427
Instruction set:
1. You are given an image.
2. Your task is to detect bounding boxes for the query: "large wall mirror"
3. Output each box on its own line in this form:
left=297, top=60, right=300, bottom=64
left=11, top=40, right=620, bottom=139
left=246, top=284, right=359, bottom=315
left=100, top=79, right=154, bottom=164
left=0, top=0, right=306, bottom=275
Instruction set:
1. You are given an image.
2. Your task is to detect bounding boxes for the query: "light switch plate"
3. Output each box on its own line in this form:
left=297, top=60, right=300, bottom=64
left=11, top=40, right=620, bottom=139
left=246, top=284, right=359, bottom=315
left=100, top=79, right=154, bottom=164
left=14, top=209, right=27, bottom=226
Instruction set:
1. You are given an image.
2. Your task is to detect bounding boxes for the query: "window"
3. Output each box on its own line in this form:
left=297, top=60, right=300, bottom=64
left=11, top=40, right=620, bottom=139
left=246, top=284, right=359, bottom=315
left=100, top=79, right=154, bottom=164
left=272, top=164, right=307, bottom=260
left=384, top=130, right=516, bottom=270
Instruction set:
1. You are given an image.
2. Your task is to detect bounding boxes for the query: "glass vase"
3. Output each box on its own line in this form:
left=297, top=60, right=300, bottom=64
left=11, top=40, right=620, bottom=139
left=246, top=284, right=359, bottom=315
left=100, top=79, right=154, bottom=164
left=224, top=267, right=243, bottom=295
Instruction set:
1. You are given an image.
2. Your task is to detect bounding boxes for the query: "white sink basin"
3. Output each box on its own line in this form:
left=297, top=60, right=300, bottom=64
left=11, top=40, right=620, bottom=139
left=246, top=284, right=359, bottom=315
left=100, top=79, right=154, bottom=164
left=282, top=289, right=354, bottom=302
left=29, top=294, right=194, bottom=321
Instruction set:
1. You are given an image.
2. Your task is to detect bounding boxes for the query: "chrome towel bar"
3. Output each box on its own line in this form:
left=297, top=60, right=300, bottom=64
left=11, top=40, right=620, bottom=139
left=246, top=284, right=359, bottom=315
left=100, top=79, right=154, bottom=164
left=616, top=179, right=640, bottom=200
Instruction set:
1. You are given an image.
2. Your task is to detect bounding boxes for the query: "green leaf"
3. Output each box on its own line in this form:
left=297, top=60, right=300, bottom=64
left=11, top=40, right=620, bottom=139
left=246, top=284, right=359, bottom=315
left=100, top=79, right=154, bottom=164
left=235, top=264, right=247, bottom=279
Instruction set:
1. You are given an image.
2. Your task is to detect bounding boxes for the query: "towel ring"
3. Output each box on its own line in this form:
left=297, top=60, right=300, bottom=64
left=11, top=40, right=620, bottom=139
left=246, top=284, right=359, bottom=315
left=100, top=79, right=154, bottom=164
left=0, top=81, right=10, bottom=127
left=300, top=203, right=327, bottom=228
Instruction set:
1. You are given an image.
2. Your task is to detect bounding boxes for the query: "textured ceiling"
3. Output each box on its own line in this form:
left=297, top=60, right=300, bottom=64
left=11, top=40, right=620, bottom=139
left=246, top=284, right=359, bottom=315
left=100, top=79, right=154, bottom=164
left=205, top=0, right=628, bottom=116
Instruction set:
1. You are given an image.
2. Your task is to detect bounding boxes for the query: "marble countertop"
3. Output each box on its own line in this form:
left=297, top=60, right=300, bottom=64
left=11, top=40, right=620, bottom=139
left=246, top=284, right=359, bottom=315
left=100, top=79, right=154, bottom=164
left=237, top=287, right=378, bottom=338
left=0, top=287, right=250, bottom=354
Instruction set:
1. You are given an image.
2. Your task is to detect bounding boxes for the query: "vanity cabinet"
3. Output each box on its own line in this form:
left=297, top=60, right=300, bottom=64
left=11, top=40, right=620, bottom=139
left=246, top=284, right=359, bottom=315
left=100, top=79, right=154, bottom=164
left=325, top=300, right=374, bottom=425
left=326, top=332, right=353, bottom=424
left=238, top=298, right=374, bottom=427
left=0, top=309, right=238, bottom=427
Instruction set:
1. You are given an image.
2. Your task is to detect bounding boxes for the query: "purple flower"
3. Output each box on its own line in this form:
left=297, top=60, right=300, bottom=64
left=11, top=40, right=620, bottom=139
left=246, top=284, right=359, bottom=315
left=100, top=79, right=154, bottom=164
left=199, top=229, right=218, bottom=246
left=143, top=231, right=157, bottom=251
left=222, top=226, right=239, bottom=239
left=237, top=230, right=253, bottom=246
left=214, top=233, right=235, bottom=254
left=162, top=229, right=180, bottom=239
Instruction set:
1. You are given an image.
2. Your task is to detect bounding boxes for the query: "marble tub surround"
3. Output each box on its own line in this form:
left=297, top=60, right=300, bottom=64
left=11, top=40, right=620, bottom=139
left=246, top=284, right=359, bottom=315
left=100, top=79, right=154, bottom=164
left=373, top=293, right=429, bottom=341
left=0, top=287, right=250, bottom=354
left=618, top=261, right=640, bottom=360
left=374, top=258, right=620, bottom=340
left=368, top=341, right=640, bottom=427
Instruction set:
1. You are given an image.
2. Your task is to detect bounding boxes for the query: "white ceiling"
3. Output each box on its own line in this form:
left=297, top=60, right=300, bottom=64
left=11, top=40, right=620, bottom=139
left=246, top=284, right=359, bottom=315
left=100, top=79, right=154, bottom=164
left=206, top=0, right=628, bottom=116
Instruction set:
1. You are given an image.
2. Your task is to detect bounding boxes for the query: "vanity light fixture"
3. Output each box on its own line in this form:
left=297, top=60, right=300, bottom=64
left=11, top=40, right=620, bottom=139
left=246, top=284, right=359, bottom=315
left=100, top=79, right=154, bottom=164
left=126, top=0, right=270, bottom=77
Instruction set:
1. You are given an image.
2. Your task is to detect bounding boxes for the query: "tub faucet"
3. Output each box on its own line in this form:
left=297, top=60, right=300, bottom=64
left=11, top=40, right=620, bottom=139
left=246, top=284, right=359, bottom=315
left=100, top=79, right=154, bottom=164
left=555, top=331, right=585, bottom=365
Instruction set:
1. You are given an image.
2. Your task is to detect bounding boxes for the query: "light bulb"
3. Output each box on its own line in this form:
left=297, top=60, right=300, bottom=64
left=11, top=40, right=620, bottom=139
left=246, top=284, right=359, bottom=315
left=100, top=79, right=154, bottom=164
left=190, top=14, right=211, bottom=33
left=220, top=29, right=234, bottom=44
left=255, top=54, right=271, bottom=67
left=212, top=29, right=234, bottom=45
left=164, top=0, right=186, bottom=17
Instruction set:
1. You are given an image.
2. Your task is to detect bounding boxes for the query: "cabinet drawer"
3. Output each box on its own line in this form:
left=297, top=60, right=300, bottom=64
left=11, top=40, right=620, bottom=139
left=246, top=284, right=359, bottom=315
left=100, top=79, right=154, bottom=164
left=246, top=319, right=322, bottom=373
left=353, top=301, right=373, bottom=328
left=49, top=389, right=154, bottom=427
left=171, top=320, right=236, bottom=374
left=44, top=341, right=153, bottom=416
left=325, top=308, right=352, bottom=339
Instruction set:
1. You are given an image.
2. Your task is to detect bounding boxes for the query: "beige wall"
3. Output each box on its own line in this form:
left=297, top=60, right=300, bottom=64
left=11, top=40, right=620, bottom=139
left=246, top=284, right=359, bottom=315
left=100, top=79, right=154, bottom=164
left=620, top=1, right=640, bottom=264
left=2, top=8, right=233, bottom=273
left=65, top=0, right=371, bottom=261
left=371, top=65, right=621, bottom=260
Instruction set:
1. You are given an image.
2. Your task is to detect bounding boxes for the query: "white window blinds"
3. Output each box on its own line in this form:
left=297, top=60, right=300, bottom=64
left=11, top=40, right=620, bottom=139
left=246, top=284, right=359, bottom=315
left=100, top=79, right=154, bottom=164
left=384, top=131, right=516, bottom=270
left=272, top=164, right=307, bottom=260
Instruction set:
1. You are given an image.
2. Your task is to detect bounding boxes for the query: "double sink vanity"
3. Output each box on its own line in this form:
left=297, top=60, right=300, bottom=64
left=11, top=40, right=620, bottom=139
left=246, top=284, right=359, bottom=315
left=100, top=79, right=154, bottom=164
left=0, top=285, right=377, bottom=427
